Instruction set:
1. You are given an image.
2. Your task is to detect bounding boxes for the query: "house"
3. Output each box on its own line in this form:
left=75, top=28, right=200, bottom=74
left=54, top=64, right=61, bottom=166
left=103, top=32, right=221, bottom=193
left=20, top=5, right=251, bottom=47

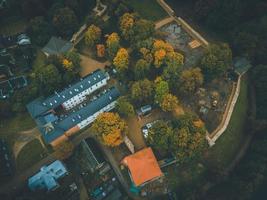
left=122, top=147, right=163, bottom=187
left=28, top=160, right=68, bottom=191
left=0, top=76, right=28, bottom=99
left=27, top=69, right=120, bottom=147
left=42, top=37, right=73, bottom=56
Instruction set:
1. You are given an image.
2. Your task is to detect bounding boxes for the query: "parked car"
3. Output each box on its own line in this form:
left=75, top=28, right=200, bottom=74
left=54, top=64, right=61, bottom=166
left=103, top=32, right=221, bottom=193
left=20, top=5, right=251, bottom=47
left=141, top=120, right=160, bottom=138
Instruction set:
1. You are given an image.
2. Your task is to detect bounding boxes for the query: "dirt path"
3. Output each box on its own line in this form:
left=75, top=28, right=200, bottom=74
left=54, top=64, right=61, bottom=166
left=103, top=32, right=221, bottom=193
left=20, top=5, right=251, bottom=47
left=79, top=54, right=110, bottom=77
left=13, top=128, right=44, bottom=158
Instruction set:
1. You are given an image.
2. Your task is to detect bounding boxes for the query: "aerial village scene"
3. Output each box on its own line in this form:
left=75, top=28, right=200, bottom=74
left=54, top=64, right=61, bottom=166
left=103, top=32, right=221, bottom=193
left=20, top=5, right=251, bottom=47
left=0, top=0, right=267, bottom=200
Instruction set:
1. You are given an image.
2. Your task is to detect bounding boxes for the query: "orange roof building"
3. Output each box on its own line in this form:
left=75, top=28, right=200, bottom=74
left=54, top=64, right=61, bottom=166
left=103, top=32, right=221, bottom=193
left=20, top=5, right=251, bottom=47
left=122, top=147, right=163, bottom=186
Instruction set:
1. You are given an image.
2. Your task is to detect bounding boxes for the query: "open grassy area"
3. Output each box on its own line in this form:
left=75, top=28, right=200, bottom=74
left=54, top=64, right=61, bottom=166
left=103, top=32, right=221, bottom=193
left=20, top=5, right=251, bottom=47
left=0, top=113, right=35, bottom=147
left=125, top=0, right=167, bottom=21
left=32, top=50, right=46, bottom=69
left=206, top=76, right=249, bottom=168
left=16, top=139, right=46, bottom=172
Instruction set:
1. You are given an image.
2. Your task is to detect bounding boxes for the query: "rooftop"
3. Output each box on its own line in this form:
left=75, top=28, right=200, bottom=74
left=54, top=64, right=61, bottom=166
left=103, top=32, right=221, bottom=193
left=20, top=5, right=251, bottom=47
left=42, top=36, right=73, bottom=56
left=122, top=147, right=163, bottom=186
left=27, top=69, right=107, bottom=118
left=28, top=160, right=68, bottom=191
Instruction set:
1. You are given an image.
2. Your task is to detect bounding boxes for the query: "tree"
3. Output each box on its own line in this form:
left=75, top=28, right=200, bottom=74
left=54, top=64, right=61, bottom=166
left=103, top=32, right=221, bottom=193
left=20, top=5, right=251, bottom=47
left=116, top=96, right=135, bottom=117
left=162, top=63, right=182, bottom=92
left=53, top=7, right=78, bottom=37
left=131, top=79, right=154, bottom=104
left=160, top=94, right=179, bottom=112
left=90, top=112, right=127, bottom=147
left=154, top=77, right=169, bottom=104
left=84, top=24, right=102, bottom=48
left=201, top=43, right=232, bottom=80
left=139, top=47, right=153, bottom=64
left=119, top=13, right=135, bottom=40
left=64, top=50, right=81, bottom=71
left=20, top=0, right=46, bottom=19
left=32, top=64, right=62, bottom=95
left=54, top=141, right=74, bottom=160
left=134, top=59, right=150, bottom=80
left=106, top=32, right=120, bottom=59
left=113, top=48, right=129, bottom=73
left=96, top=44, right=105, bottom=58
left=165, top=51, right=184, bottom=68
left=147, top=120, right=173, bottom=151
left=179, top=68, right=204, bottom=94
left=171, top=113, right=207, bottom=162
left=28, top=16, right=51, bottom=46
left=152, top=40, right=175, bottom=68
left=131, top=19, right=155, bottom=44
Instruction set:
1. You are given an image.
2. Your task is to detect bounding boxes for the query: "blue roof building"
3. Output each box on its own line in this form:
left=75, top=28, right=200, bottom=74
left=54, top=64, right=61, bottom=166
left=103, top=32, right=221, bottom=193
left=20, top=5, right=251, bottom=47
left=28, top=160, right=68, bottom=191
left=26, top=69, right=120, bottom=147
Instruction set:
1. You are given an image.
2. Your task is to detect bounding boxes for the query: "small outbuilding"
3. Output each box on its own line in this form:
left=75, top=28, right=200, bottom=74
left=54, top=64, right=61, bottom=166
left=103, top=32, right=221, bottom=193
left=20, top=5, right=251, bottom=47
left=42, top=36, right=73, bottom=56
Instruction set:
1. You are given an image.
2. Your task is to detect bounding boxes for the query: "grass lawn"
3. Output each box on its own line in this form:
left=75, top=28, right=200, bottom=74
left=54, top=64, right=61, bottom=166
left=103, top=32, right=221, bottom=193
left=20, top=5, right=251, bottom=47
left=16, top=139, right=46, bottom=172
left=125, top=0, right=167, bottom=21
left=0, top=113, right=35, bottom=147
left=32, top=50, right=46, bottom=69
left=206, top=76, right=249, bottom=168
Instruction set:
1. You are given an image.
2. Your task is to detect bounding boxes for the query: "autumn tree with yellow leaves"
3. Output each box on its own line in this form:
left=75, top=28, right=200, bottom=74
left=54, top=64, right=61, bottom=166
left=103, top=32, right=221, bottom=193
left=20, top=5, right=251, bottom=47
left=119, top=13, right=135, bottom=40
left=85, top=24, right=101, bottom=48
left=160, top=93, right=179, bottom=112
left=113, top=48, right=129, bottom=73
left=106, top=32, right=120, bottom=59
left=180, top=67, right=204, bottom=94
left=90, top=112, right=127, bottom=147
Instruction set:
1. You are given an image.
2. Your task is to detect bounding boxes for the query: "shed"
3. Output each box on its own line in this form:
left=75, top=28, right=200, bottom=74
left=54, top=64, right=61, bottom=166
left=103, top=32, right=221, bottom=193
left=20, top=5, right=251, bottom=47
left=42, top=37, right=73, bottom=56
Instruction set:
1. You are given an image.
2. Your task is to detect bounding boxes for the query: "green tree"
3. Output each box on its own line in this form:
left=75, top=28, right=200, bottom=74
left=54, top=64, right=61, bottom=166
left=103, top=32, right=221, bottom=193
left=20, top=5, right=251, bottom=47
left=84, top=24, right=102, bottom=48
left=201, top=43, right=232, bottom=80
left=32, top=64, right=62, bottom=95
left=165, top=51, right=184, bottom=68
left=147, top=120, right=173, bottom=151
left=134, top=59, right=150, bottom=80
left=63, top=50, right=81, bottom=72
left=131, top=19, right=155, bottom=44
left=154, top=78, right=169, bottom=104
left=116, top=96, right=135, bottom=117
left=179, top=68, right=204, bottom=94
left=119, top=13, right=135, bottom=40
left=131, top=79, right=154, bottom=104
left=28, top=16, right=51, bottom=46
left=163, top=63, right=182, bottom=92
left=53, top=7, right=78, bottom=37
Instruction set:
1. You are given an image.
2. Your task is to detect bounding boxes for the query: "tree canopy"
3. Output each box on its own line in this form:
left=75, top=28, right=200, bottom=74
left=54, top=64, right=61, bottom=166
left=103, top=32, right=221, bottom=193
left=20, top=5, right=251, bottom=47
left=179, top=68, right=204, bottom=94
left=84, top=24, right=102, bottom=48
left=90, top=112, right=127, bottom=147
left=131, top=79, right=154, bottom=104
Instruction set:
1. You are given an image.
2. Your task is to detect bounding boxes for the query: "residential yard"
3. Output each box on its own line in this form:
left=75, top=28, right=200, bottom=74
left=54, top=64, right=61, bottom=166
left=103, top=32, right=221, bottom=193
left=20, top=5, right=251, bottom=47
left=205, top=75, right=249, bottom=168
left=125, top=0, right=167, bottom=21
left=16, top=139, right=47, bottom=172
left=0, top=113, right=35, bottom=147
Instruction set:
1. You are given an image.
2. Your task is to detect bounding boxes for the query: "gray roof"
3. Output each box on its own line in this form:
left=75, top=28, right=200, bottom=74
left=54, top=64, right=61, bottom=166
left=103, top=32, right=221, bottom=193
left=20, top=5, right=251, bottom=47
left=35, top=87, right=120, bottom=144
left=42, top=36, right=73, bottom=55
left=27, top=69, right=107, bottom=118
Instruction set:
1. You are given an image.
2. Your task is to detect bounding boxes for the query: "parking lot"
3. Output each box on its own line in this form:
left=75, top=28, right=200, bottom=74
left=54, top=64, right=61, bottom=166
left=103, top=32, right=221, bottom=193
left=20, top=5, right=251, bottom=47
left=126, top=109, right=170, bottom=151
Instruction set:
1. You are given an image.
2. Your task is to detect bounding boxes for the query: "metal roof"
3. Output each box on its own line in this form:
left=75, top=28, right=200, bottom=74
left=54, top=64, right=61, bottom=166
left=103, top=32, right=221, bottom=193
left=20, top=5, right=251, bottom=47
left=27, top=69, right=107, bottom=118
left=42, top=36, right=73, bottom=55
left=37, top=87, right=120, bottom=144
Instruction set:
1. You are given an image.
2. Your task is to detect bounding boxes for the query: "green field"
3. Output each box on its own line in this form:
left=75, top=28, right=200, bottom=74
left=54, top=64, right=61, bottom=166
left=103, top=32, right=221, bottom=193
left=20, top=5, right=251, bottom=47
left=126, top=0, right=167, bottom=21
left=206, top=76, right=249, bottom=168
left=16, top=139, right=46, bottom=172
left=0, top=113, right=35, bottom=147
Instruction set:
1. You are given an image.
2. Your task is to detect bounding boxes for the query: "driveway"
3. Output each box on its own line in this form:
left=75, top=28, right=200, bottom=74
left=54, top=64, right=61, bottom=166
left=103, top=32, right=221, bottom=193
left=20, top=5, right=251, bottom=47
left=126, top=109, right=170, bottom=151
